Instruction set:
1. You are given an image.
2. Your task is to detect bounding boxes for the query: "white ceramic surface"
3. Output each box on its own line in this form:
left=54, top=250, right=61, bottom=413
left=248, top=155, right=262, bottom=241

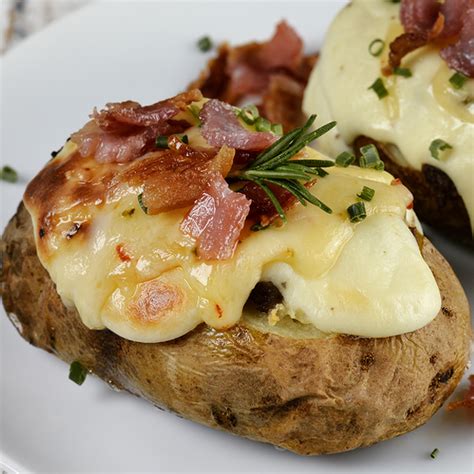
left=1, top=1, right=473, bottom=473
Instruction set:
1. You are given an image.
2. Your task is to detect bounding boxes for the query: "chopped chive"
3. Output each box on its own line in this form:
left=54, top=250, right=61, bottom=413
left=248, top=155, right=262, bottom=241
left=181, top=134, right=189, bottom=144
left=187, top=104, right=201, bottom=125
left=197, top=36, right=213, bottom=52
left=69, top=361, right=88, bottom=385
left=430, top=139, right=453, bottom=160
left=240, top=105, right=259, bottom=125
left=0, top=165, right=18, bottom=183
left=449, top=72, right=468, bottom=89
left=430, top=448, right=439, bottom=459
left=347, top=202, right=367, bottom=222
left=121, top=208, right=135, bottom=217
left=369, top=38, right=385, bottom=57
left=394, top=67, right=412, bottom=78
left=250, top=223, right=269, bottom=232
left=271, top=123, right=283, bottom=136
left=335, top=151, right=355, bottom=167
left=255, top=116, right=272, bottom=132
left=357, top=186, right=375, bottom=201
left=137, top=193, right=148, bottom=214
left=294, top=159, right=335, bottom=168
left=359, top=144, right=384, bottom=170
left=155, top=135, right=169, bottom=149
left=368, top=77, right=389, bottom=99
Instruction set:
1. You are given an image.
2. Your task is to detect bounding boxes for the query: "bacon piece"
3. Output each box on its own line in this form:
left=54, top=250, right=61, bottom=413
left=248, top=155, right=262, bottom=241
left=200, top=99, right=277, bottom=151
left=400, top=0, right=441, bottom=34
left=122, top=141, right=235, bottom=214
left=447, top=375, right=474, bottom=411
left=441, top=4, right=474, bottom=77
left=180, top=173, right=251, bottom=260
left=71, top=90, right=202, bottom=163
left=388, top=31, right=428, bottom=71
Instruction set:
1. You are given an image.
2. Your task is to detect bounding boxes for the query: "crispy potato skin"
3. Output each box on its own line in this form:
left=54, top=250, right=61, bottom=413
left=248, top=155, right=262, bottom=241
left=1, top=203, right=472, bottom=455
left=354, top=136, right=472, bottom=246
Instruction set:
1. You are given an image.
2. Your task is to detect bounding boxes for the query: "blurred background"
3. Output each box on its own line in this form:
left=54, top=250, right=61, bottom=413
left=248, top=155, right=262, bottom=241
left=1, top=0, right=88, bottom=53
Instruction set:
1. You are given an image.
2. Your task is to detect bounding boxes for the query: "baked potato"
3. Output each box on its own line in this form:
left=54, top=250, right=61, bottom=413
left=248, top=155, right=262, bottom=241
left=1, top=202, right=471, bottom=455
left=303, top=0, right=474, bottom=245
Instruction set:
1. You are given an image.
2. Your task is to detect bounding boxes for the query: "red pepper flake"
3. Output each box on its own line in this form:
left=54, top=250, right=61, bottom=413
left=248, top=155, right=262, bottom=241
left=391, top=178, right=402, bottom=186
left=215, top=304, right=223, bottom=318
left=407, top=201, right=414, bottom=210
left=116, top=243, right=131, bottom=262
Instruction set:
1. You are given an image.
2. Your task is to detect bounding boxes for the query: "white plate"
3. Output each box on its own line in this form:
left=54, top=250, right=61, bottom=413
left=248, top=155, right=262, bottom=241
left=1, top=1, right=473, bottom=472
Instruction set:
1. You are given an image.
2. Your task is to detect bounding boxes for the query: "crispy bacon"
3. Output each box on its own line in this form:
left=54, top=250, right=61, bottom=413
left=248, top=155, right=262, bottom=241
left=200, top=99, right=277, bottom=151
left=189, top=22, right=315, bottom=131
left=71, top=90, right=202, bottom=163
left=122, top=139, right=235, bottom=214
left=394, top=0, right=474, bottom=77
left=447, top=375, right=474, bottom=411
left=180, top=173, right=251, bottom=260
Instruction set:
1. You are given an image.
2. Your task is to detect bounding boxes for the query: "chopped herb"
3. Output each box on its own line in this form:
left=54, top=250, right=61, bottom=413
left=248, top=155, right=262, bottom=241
left=430, top=139, right=453, bottom=160
left=188, top=104, right=202, bottom=125
left=137, top=193, right=148, bottom=214
left=394, top=67, right=412, bottom=77
left=250, top=223, right=269, bottom=232
left=369, top=38, right=385, bottom=57
left=197, top=36, right=213, bottom=52
left=271, top=123, right=284, bottom=136
left=430, top=448, right=439, bottom=459
left=228, top=115, right=336, bottom=220
left=368, top=77, right=389, bottom=99
left=121, top=208, right=135, bottom=217
left=0, top=165, right=18, bottom=183
left=69, top=361, right=88, bottom=385
left=255, top=116, right=272, bottom=132
left=239, top=105, right=259, bottom=125
left=155, top=135, right=169, bottom=149
left=335, top=151, right=355, bottom=167
left=359, top=144, right=384, bottom=170
left=449, top=72, right=468, bottom=89
left=181, top=134, right=189, bottom=144
left=357, top=186, right=375, bottom=201
left=347, top=202, right=367, bottom=222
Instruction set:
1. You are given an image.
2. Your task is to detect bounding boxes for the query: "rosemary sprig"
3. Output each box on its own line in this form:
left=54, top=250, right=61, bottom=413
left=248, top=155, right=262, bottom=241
left=231, top=115, right=336, bottom=222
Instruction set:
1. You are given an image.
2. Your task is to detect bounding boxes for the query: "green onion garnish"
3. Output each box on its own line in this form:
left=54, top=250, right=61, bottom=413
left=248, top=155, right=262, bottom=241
left=359, top=144, right=384, bottom=170
left=369, top=38, right=385, bottom=57
left=335, top=151, right=355, bottom=167
left=188, top=104, right=202, bottom=125
left=250, top=223, right=269, bottom=232
left=181, top=134, right=189, bottom=144
left=429, top=139, right=453, bottom=160
left=0, top=165, right=18, bottom=183
left=271, top=123, right=283, bottom=136
left=357, top=186, right=375, bottom=201
left=394, top=67, right=412, bottom=78
left=69, top=361, right=88, bottom=385
left=368, top=77, right=389, bottom=99
left=240, top=105, right=259, bottom=125
left=155, top=135, right=169, bottom=148
left=347, top=202, right=367, bottom=222
left=197, top=36, right=213, bottom=52
left=138, top=193, right=148, bottom=214
left=255, top=117, right=272, bottom=132
left=449, top=72, right=468, bottom=89
left=430, top=448, right=439, bottom=459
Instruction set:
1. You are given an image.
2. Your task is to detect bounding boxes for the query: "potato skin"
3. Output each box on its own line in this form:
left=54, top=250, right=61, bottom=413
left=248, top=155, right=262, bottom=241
left=354, top=136, right=472, bottom=246
left=1, top=203, right=472, bottom=455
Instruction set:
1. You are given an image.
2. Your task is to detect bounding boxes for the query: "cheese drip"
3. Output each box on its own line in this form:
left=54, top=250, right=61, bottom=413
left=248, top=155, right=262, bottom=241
left=24, top=141, right=440, bottom=342
left=303, top=0, right=474, bottom=234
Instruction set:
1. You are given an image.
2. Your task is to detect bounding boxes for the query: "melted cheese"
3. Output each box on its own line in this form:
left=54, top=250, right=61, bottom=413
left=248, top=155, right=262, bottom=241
left=303, top=0, right=474, bottom=233
left=24, top=140, right=440, bottom=342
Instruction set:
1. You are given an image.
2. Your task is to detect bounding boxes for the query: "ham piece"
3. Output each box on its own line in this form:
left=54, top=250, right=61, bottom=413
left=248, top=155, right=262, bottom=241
left=181, top=173, right=251, bottom=260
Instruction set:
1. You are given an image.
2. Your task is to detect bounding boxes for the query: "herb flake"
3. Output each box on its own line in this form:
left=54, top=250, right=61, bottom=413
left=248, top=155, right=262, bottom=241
left=69, top=361, right=88, bottom=385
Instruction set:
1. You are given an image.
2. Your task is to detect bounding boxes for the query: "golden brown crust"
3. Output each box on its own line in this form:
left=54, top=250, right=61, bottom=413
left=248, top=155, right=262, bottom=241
left=1, top=203, right=471, bottom=455
left=353, top=136, right=472, bottom=245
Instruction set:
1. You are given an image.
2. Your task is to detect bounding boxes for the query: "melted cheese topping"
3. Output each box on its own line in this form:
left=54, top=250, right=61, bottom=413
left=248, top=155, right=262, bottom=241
left=24, top=138, right=440, bottom=342
left=303, top=0, right=474, bottom=233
